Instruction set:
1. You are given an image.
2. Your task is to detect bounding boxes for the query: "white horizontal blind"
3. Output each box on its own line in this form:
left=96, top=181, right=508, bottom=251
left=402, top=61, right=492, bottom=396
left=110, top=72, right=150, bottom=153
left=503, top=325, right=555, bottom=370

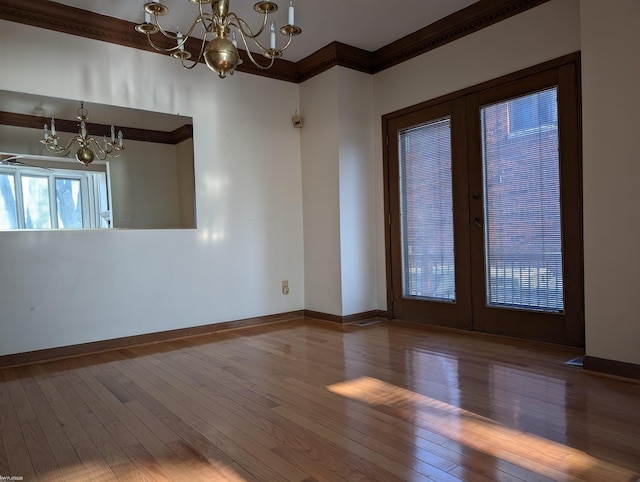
left=481, top=88, right=564, bottom=312
left=399, top=118, right=456, bottom=301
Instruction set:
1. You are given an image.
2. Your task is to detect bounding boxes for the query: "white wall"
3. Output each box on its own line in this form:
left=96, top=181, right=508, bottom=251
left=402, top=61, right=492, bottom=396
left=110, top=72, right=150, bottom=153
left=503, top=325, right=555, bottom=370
left=372, top=0, right=582, bottom=309
left=176, top=138, right=195, bottom=228
left=337, top=68, right=376, bottom=315
left=0, top=21, right=304, bottom=356
left=108, top=140, right=181, bottom=229
left=300, top=67, right=377, bottom=317
left=581, top=0, right=640, bottom=366
left=300, top=69, right=343, bottom=315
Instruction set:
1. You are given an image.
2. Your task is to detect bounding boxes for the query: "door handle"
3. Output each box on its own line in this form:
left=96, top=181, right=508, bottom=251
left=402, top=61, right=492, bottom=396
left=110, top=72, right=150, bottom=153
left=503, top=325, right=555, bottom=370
left=474, top=217, right=483, bottom=228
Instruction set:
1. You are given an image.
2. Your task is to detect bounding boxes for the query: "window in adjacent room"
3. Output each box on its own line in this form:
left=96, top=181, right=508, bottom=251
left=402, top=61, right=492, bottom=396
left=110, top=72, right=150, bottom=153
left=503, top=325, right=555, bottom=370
left=0, top=165, right=109, bottom=230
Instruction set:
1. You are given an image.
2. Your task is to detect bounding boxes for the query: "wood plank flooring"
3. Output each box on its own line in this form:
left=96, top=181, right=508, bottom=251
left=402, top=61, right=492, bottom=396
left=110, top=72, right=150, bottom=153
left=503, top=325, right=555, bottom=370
left=1, top=319, right=639, bottom=481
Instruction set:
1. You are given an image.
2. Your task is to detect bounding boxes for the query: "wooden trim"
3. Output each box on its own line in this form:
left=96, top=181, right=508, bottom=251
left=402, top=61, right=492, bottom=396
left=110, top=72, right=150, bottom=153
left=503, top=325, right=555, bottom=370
left=0, top=0, right=552, bottom=83
left=0, top=310, right=304, bottom=369
left=171, top=124, right=194, bottom=144
left=0, top=309, right=394, bottom=368
left=303, top=310, right=343, bottom=324
left=0, top=111, right=192, bottom=145
left=343, top=310, right=389, bottom=324
left=297, top=42, right=373, bottom=82
left=0, top=0, right=150, bottom=50
left=303, top=310, right=388, bottom=324
left=237, top=50, right=299, bottom=83
left=372, top=0, right=550, bottom=73
left=583, top=356, right=640, bottom=382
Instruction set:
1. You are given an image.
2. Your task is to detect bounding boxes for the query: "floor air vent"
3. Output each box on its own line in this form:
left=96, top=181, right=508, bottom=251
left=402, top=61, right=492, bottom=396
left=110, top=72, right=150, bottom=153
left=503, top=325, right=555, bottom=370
left=565, top=356, right=584, bottom=367
left=354, top=319, right=384, bottom=327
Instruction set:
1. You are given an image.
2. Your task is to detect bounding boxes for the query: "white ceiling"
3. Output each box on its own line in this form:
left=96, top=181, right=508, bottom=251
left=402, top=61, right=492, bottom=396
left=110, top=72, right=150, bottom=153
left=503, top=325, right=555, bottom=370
left=52, top=0, right=478, bottom=62
left=0, top=89, right=191, bottom=132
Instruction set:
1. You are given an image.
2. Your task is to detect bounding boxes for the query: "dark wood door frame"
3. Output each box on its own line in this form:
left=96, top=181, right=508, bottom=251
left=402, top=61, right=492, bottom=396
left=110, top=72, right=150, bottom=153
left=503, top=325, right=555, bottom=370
left=382, top=52, right=584, bottom=346
left=386, top=99, right=472, bottom=330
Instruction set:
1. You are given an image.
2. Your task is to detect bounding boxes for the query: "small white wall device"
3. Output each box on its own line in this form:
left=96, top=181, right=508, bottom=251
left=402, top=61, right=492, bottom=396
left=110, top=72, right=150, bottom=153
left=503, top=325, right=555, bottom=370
left=292, top=110, right=303, bottom=128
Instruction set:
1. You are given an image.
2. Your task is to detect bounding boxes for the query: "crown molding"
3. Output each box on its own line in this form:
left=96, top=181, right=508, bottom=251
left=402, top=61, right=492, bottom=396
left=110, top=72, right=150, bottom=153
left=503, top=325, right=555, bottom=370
left=0, top=0, right=152, bottom=51
left=297, top=42, right=374, bottom=82
left=0, top=111, right=192, bottom=145
left=0, top=0, right=551, bottom=84
left=171, top=124, right=194, bottom=145
left=372, top=0, right=551, bottom=72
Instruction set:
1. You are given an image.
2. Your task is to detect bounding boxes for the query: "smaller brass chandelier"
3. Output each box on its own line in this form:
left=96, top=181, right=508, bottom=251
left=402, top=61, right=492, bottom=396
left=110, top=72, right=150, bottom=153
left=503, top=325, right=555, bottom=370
left=40, top=103, right=124, bottom=166
left=135, top=0, right=301, bottom=78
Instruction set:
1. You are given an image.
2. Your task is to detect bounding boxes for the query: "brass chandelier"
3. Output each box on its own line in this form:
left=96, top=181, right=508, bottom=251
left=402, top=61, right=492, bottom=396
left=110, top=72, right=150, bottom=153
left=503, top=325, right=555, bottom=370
left=135, top=0, right=302, bottom=78
left=41, top=103, right=125, bottom=166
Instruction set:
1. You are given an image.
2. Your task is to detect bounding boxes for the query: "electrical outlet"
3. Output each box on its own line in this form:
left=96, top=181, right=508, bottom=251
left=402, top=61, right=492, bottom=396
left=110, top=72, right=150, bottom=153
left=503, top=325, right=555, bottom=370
left=282, top=280, right=290, bottom=295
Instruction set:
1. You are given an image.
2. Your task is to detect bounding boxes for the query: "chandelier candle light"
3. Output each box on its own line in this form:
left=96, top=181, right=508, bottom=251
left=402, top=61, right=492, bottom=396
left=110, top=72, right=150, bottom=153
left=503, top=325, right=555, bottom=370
left=135, top=0, right=301, bottom=78
left=41, top=103, right=124, bottom=166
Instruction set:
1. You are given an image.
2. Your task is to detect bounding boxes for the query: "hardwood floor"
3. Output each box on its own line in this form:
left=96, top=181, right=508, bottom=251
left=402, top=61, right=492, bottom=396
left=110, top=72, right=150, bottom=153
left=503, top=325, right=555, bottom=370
left=1, top=319, right=639, bottom=481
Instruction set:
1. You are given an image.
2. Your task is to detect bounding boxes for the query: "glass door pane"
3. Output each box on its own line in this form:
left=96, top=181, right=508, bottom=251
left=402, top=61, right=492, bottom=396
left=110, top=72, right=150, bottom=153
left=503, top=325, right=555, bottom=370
left=22, top=175, right=51, bottom=229
left=480, top=88, right=564, bottom=312
left=399, top=118, right=456, bottom=302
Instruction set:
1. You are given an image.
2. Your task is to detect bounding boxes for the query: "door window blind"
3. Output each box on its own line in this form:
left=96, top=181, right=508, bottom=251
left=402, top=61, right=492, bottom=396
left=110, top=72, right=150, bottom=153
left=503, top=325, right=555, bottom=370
left=399, top=118, right=456, bottom=302
left=481, top=88, right=564, bottom=312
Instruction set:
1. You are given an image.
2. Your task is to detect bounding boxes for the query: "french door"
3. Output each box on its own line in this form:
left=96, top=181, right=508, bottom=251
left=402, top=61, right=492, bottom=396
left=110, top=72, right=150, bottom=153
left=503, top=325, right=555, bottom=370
left=384, top=58, right=584, bottom=345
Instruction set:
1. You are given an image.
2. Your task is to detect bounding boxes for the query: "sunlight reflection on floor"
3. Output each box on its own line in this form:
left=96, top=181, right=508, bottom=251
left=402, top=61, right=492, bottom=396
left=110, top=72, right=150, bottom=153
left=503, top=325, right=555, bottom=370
left=327, top=376, right=639, bottom=482
left=40, top=458, right=248, bottom=481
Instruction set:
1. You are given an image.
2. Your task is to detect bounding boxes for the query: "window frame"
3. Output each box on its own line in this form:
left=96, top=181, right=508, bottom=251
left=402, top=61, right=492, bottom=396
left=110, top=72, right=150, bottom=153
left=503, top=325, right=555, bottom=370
left=0, top=164, right=108, bottom=230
